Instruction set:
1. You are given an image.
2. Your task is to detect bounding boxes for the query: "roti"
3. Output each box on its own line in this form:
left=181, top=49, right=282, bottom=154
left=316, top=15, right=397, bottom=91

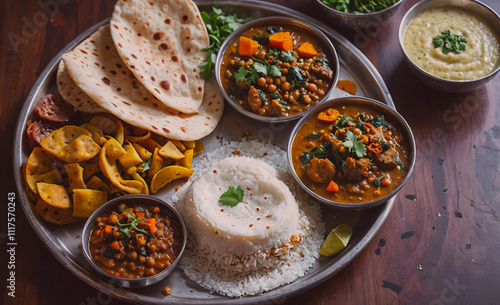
left=57, top=61, right=106, bottom=113
left=110, top=0, right=209, bottom=114
left=62, top=24, right=223, bottom=141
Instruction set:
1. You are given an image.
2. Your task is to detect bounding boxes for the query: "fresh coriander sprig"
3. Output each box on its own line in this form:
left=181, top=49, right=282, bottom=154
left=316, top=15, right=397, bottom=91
left=219, top=186, right=244, bottom=207
left=432, top=30, right=467, bottom=55
left=343, top=130, right=367, bottom=158
left=199, top=7, right=252, bottom=80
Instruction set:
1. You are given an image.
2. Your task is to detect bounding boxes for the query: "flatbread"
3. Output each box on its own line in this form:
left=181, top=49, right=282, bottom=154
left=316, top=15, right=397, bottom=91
left=62, top=24, right=223, bottom=141
left=110, top=0, right=209, bottom=114
left=57, top=60, right=107, bottom=113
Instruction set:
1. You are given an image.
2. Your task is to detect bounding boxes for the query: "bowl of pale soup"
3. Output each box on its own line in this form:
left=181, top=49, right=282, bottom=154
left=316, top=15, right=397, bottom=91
left=399, top=0, right=500, bottom=92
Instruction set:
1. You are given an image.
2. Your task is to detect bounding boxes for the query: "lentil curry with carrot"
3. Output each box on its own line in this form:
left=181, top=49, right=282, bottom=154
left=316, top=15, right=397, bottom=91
left=220, top=24, right=335, bottom=117
left=291, top=103, right=411, bottom=203
left=89, top=202, right=182, bottom=278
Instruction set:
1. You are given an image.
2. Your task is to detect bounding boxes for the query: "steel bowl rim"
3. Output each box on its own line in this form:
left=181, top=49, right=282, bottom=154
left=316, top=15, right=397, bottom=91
left=398, top=0, right=500, bottom=85
left=81, top=194, right=187, bottom=287
left=215, top=16, right=340, bottom=123
left=287, top=96, right=416, bottom=210
left=315, top=0, right=406, bottom=18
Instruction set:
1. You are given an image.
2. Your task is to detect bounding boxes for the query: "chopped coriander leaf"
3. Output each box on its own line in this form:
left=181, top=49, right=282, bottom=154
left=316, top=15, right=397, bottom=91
left=253, top=62, right=268, bottom=75
left=219, top=186, right=245, bottom=207
left=280, top=50, right=296, bottom=62
left=432, top=30, right=467, bottom=55
left=234, top=67, right=259, bottom=85
left=199, top=7, right=252, bottom=80
left=141, top=156, right=152, bottom=173
left=268, top=65, right=282, bottom=77
left=343, top=130, right=367, bottom=158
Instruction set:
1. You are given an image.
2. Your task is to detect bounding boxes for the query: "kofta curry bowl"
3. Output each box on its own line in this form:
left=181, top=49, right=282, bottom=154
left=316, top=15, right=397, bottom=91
left=399, top=0, right=500, bottom=92
left=215, top=16, right=339, bottom=122
left=287, top=97, right=415, bottom=210
left=82, top=194, right=187, bottom=288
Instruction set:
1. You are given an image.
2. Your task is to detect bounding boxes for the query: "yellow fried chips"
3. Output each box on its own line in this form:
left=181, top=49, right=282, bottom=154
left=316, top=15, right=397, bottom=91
left=40, top=126, right=100, bottom=162
left=72, top=189, right=108, bottom=218
left=25, top=117, right=200, bottom=225
left=36, top=182, right=71, bottom=209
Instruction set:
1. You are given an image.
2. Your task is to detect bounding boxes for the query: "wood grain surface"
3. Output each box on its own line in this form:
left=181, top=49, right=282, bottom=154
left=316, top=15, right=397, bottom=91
left=2, top=0, right=499, bottom=304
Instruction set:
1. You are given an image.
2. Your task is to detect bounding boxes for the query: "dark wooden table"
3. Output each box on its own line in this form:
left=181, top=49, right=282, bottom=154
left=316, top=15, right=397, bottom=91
left=2, top=0, right=500, bottom=304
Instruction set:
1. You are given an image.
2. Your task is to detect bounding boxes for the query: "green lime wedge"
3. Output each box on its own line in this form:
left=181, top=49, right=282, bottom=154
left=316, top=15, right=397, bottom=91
left=319, top=224, right=353, bottom=256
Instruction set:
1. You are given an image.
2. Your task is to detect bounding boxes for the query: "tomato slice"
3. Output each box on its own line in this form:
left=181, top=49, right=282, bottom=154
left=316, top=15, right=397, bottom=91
left=34, top=94, right=75, bottom=122
left=26, top=120, right=55, bottom=149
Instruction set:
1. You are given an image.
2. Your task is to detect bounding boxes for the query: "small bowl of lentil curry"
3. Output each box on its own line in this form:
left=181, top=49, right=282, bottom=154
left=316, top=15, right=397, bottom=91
left=288, top=97, right=415, bottom=209
left=82, top=194, right=186, bottom=288
left=215, top=17, right=339, bottom=122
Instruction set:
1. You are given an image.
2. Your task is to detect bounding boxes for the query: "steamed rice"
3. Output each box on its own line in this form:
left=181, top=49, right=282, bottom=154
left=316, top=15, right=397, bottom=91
left=172, top=139, right=325, bottom=297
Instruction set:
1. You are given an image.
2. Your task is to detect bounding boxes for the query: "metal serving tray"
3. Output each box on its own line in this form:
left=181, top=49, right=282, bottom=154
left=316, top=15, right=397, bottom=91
left=13, top=1, right=396, bottom=304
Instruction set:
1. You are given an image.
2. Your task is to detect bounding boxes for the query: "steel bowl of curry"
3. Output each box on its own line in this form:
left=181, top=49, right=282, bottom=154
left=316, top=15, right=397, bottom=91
left=82, top=194, right=187, bottom=288
left=287, top=97, right=415, bottom=209
left=215, top=16, right=339, bottom=122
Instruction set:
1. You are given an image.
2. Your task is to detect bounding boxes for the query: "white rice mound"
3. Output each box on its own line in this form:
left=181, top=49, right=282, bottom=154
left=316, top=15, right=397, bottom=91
left=172, top=139, right=325, bottom=297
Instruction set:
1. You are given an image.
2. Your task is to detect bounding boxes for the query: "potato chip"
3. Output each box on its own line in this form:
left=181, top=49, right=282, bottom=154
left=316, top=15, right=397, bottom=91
left=159, top=141, right=184, bottom=160
left=36, top=182, right=71, bottom=209
left=115, top=120, right=124, bottom=146
left=118, top=142, right=143, bottom=168
left=139, top=138, right=162, bottom=153
left=125, top=130, right=151, bottom=143
left=132, top=143, right=152, bottom=161
left=86, top=176, right=112, bottom=193
left=148, top=148, right=163, bottom=178
left=151, top=165, right=194, bottom=194
left=193, top=140, right=204, bottom=157
left=27, top=170, right=62, bottom=196
left=25, top=147, right=61, bottom=195
left=64, top=163, right=86, bottom=192
left=35, top=199, right=82, bottom=225
left=72, top=189, right=108, bottom=217
left=170, top=140, right=186, bottom=152
left=40, top=126, right=100, bottom=162
left=99, top=137, right=144, bottom=194
left=79, top=155, right=101, bottom=181
left=132, top=173, right=149, bottom=195
left=80, top=123, right=104, bottom=144
left=184, top=140, right=195, bottom=149
left=180, top=149, right=194, bottom=169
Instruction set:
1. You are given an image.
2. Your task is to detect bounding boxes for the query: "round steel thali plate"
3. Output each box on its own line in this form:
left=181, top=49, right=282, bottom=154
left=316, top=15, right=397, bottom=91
left=13, top=0, right=396, bottom=304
